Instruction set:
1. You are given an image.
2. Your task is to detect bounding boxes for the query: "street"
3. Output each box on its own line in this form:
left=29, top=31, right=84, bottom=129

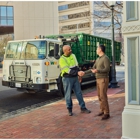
left=0, top=66, right=124, bottom=120
left=0, top=78, right=62, bottom=119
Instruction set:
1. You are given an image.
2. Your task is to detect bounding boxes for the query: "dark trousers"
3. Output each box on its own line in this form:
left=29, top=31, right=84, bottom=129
left=96, top=78, right=110, bottom=115
left=62, top=76, right=86, bottom=109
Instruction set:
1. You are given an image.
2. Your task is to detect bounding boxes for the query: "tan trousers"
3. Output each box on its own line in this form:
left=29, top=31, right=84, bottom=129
left=96, top=78, right=109, bottom=115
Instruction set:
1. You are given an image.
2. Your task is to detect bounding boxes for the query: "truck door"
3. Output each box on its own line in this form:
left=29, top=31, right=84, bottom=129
left=46, top=42, right=60, bottom=78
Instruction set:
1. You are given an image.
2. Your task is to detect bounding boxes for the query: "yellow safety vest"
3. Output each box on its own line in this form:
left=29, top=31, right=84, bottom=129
left=59, top=54, right=78, bottom=77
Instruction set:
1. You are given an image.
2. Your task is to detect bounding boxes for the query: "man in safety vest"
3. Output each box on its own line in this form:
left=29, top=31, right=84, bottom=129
left=59, top=45, right=91, bottom=116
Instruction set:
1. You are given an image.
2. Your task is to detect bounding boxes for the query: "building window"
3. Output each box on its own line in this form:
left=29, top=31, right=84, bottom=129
left=94, top=21, right=111, bottom=27
left=126, top=1, right=138, bottom=21
left=59, top=15, right=68, bottom=21
left=94, top=1, right=103, bottom=5
left=58, top=1, right=89, bottom=11
left=0, top=6, right=13, bottom=26
left=7, top=6, right=13, bottom=17
left=68, top=1, right=89, bottom=9
left=58, top=5, right=68, bottom=11
left=127, top=37, right=139, bottom=105
left=61, top=22, right=90, bottom=31
left=68, top=11, right=90, bottom=20
left=59, top=11, right=90, bottom=21
left=1, top=7, right=6, bottom=16
left=94, top=10, right=109, bottom=16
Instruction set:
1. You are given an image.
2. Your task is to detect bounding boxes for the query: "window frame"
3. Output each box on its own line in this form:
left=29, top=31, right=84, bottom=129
left=0, top=6, right=14, bottom=26
left=126, top=1, right=139, bottom=22
left=127, top=36, right=140, bottom=105
left=48, top=42, right=55, bottom=57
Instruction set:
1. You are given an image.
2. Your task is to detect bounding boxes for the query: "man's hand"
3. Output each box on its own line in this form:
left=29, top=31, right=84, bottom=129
left=78, top=76, right=82, bottom=83
left=91, top=69, right=98, bottom=73
left=78, top=71, right=85, bottom=77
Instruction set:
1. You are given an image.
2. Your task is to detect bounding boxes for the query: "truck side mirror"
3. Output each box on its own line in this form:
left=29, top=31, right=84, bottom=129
left=54, top=44, right=60, bottom=59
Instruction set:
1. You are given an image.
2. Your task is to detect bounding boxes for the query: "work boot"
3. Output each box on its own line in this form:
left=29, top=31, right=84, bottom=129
left=96, top=112, right=104, bottom=116
left=101, top=114, right=110, bottom=120
left=68, top=108, right=73, bottom=116
left=81, top=108, right=91, bottom=113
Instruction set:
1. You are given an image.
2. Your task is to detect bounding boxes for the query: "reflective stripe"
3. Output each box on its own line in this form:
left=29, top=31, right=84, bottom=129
left=60, top=56, right=70, bottom=70
left=72, top=54, right=78, bottom=66
left=61, top=66, right=69, bottom=71
left=61, top=54, right=78, bottom=67
left=70, top=66, right=77, bottom=68
left=68, top=69, right=71, bottom=73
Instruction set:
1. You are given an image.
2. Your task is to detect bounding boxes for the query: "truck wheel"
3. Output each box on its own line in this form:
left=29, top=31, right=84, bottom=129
left=57, top=76, right=64, bottom=97
left=26, top=89, right=37, bottom=94
left=25, top=89, right=44, bottom=94
left=17, top=88, right=37, bottom=94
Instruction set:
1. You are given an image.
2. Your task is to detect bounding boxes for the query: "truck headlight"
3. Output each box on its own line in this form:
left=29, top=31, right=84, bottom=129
left=36, top=77, right=41, bottom=83
left=3, top=75, right=7, bottom=81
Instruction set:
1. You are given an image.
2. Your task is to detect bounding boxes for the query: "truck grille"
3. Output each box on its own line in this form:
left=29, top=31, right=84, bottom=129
left=9, top=65, right=31, bottom=82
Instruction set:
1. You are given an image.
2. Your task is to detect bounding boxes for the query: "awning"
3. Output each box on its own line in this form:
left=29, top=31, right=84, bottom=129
left=0, top=26, right=14, bottom=35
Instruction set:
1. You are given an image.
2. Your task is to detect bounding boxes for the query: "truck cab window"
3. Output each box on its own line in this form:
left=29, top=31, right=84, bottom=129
left=49, top=42, right=54, bottom=57
left=24, top=41, right=46, bottom=59
left=6, top=42, right=22, bottom=59
left=24, top=43, right=38, bottom=59
left=5, top=41, right=46, bottom=60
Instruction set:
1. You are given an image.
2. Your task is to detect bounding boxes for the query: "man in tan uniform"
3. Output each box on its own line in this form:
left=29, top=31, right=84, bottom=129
left=86, top=44, right=110, bottom=120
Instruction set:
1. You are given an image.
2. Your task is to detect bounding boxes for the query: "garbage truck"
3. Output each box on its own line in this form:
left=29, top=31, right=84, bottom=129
left=2, top=33, right=121, bottom=96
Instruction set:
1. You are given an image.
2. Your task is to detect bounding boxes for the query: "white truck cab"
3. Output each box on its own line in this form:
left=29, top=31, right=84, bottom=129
left=2, top=38, right=63, bottom=94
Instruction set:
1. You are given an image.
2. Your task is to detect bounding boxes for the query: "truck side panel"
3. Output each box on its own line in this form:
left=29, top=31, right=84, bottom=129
left=46, top=33, right=121, bottom=65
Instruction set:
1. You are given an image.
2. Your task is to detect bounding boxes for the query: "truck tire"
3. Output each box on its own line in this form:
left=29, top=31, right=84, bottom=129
left=25, top=89, right=44, bottom=94
left=17, top=88, right=41, bottom=94
left=57, top=76, right=64, bottom=97
left=25, top=89, right=38, bottom=94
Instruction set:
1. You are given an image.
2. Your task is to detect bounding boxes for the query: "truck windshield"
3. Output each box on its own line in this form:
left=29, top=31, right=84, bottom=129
left=5, top=41, right=46, bottom=60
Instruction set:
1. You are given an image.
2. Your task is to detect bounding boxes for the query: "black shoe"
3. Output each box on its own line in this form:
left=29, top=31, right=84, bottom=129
left=68, top=108, right=73, bottom=116
left=96, top=112, right=104, bottom=116
left=81, top=108, right=91, bottom=113
left=101, top=114, right=110, bottom=120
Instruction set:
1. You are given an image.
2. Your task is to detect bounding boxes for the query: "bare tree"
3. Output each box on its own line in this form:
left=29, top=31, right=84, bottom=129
left=91, top=1, right=124, bottom=56
left=0, top=35, right=12, bottom=58
left=91, top=1, right=123, bottom=40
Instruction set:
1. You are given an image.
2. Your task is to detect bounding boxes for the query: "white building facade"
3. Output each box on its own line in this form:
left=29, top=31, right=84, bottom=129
left=122, top=1, right=140, bottom=139
left=58, top=1, right=122, bottom=40
left=0, top=1, right=59, bottom=40
left=58, top=1, right=93, bottom=34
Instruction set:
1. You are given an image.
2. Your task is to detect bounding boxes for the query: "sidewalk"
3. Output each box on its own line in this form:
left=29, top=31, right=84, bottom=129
left=0, top=80, right=125, bottom=139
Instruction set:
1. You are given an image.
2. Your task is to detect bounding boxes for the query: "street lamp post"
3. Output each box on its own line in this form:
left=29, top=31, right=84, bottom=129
left=108, top=1, right=119, bottom=88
